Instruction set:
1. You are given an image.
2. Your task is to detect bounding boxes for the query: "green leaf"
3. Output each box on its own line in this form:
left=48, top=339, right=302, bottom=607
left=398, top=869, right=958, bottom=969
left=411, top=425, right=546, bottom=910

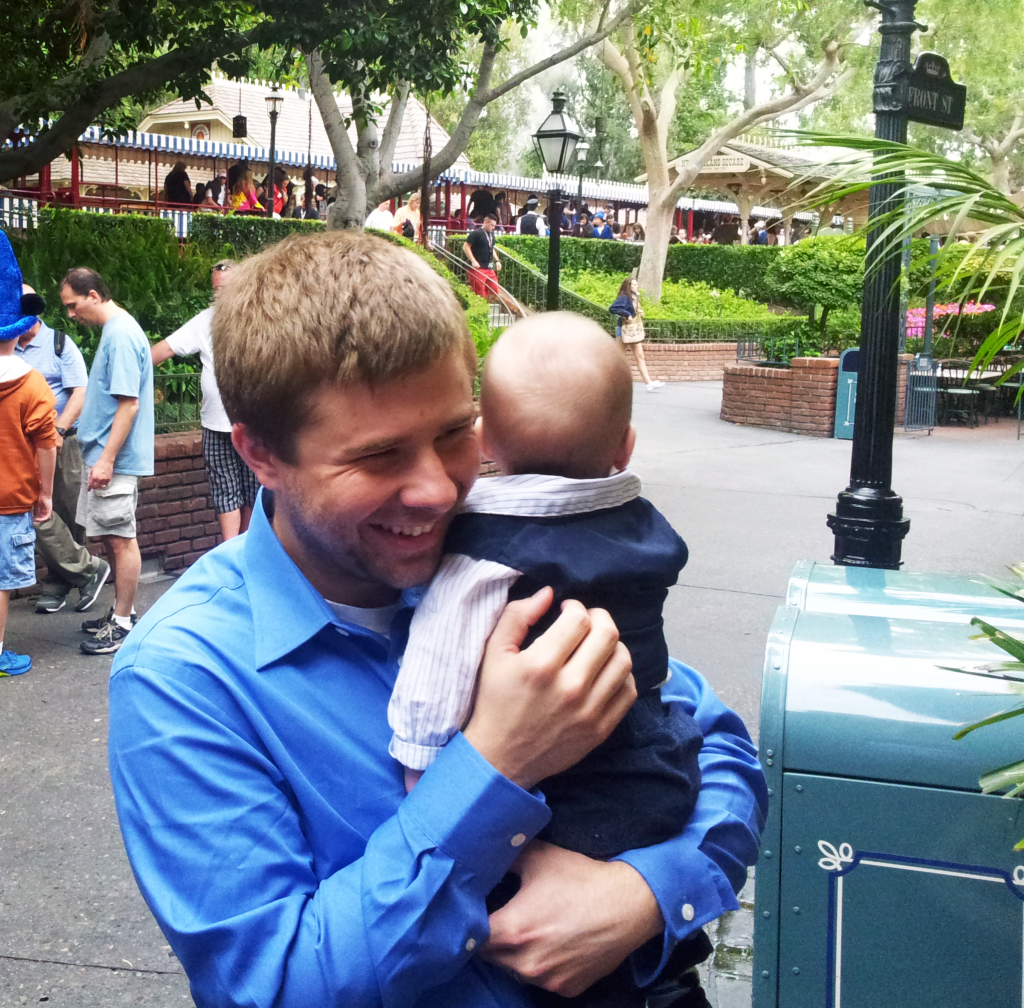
left=980, top=758, right=1024, bottom=793
left=953, top=705, right=1024, bottom=740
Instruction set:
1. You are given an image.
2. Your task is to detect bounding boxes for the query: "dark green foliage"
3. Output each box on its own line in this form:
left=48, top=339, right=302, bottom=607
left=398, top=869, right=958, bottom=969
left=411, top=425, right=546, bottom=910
left=7, top=209, right=213, bottom=364
left=188, top=215, right=326, bottom=258
left=496, top=236, right=783, bottom=302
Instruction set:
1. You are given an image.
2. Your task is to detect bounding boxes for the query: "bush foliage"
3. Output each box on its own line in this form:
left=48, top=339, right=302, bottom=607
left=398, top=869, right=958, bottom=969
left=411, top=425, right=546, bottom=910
left=496, top=235, right=783, bottom=303
left=7, top=209, right=213, bottom=363
left=188, top=214, right=327, bottom=258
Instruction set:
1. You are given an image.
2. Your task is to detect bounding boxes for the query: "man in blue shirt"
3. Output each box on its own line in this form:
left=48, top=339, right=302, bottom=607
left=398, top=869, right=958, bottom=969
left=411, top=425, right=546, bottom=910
left=61, top=267, right=154, bottom=655
left=108, top=231, right=766, bottom=1008
left=14, top=287, right=111, bottom=615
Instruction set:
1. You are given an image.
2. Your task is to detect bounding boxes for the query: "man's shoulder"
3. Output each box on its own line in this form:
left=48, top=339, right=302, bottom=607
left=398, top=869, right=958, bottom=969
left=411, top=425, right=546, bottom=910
left=113, top=539, right=253, bottom=683
left=103, top=311, right=148, bottom=345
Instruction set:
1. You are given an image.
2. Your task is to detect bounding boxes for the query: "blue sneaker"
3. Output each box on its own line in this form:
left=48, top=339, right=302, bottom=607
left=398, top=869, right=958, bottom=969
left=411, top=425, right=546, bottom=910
left=0, top=650, right=31, bottom=676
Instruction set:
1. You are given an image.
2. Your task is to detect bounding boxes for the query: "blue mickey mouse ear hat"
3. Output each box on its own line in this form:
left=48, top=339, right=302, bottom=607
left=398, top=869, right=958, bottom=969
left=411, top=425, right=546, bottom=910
left=0, top=230, right=44, bottom=342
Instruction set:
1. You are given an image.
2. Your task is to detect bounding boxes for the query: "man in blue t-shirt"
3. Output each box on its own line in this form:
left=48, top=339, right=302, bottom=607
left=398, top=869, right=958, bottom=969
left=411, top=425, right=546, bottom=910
left=61, top=267, right=154, bottom=655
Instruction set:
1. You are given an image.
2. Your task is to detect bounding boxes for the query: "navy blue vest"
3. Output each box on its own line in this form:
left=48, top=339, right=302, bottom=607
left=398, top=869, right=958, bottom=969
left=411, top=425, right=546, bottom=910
left=445, top=497, right=687, bottom=693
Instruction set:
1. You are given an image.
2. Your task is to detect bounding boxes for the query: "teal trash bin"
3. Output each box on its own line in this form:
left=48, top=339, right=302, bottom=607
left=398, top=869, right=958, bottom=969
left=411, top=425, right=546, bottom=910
left=834, top=348, right=859, bottom=440
left=753, top=561, right=1024, bottom=1008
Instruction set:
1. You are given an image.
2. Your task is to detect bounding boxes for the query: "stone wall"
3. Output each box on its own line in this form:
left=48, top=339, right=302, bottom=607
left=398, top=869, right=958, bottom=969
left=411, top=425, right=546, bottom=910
left=720, top=358, right=840, bottom=437
left=624, top=342, right=738, bottom=383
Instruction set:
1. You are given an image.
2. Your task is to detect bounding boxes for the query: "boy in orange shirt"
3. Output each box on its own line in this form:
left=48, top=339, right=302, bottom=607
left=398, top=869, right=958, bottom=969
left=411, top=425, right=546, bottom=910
left=0, top=232, right=56, bottom=675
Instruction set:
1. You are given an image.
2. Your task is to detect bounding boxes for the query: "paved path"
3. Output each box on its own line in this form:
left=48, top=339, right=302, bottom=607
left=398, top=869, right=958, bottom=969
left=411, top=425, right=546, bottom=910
left=3, top=381, right=1022, bottom=1006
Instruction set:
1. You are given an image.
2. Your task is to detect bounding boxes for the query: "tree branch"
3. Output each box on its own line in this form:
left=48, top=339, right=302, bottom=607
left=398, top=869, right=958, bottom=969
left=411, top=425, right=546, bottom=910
left=380, top=81, right=410, bottom=171
left=0, top=32, right=256, bottom=182
left=304, top=48, right=357, bottom=178
left=665, top=40, right=846, bottom=205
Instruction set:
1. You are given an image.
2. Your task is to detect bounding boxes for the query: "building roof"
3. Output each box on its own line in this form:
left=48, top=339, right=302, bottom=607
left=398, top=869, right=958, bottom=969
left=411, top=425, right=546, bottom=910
left=139, top=74, right=470, bottom=170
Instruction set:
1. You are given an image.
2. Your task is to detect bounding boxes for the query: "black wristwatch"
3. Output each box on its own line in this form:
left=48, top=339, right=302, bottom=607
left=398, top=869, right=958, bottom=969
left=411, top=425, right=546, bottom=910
left=56, top=426, right=68, bottom=437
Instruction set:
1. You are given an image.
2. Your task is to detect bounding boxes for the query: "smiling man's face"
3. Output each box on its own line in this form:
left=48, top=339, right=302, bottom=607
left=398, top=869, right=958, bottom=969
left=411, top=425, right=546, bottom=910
left=240, top=351, right=479, bottom=607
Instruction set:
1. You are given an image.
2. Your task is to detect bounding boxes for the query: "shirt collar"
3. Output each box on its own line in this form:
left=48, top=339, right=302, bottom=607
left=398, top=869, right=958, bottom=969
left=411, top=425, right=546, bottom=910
left=13, top=322, right=51, bottom=355
left=243, top=490, right=422, bottom=669
left=463, top=469, right=642, bottom=518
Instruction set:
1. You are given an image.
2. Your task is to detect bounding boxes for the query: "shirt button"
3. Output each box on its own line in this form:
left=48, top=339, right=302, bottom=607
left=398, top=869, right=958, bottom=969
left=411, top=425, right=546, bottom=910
left=510, top=833, right=527, bottom=847
left=465, top=938, right=477, bottom=952
left=682, top=904, right=695, bottom=921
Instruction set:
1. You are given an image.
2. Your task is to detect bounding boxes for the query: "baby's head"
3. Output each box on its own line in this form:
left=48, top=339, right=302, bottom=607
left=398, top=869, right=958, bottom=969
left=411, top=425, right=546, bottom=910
left=479, top=312, right=635, bottom=480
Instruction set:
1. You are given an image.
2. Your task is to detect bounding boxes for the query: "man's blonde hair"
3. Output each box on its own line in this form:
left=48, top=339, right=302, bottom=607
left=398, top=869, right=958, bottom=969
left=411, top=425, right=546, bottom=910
left=213, top=230, right=474, bottom=460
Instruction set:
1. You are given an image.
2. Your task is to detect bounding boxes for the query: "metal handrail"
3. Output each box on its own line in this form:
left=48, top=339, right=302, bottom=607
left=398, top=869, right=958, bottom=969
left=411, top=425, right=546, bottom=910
left=430, top=240, right=531, bottom=319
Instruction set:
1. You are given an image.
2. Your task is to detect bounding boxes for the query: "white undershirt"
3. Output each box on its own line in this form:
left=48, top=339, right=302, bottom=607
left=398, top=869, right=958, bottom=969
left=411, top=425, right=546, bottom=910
left=325, top=598, right=402, bottom=638
left=0, top=356, right=32, bottom=381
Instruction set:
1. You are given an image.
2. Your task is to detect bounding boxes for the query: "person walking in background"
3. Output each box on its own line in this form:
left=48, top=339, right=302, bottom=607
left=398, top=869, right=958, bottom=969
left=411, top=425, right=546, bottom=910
left=392, top=192, right=422, bottom=240
left=230, top=168, right=262, bottom=212
left=15, top=286, right=110, bottom=615
left=364, top=200, right=395, bottom=231
left=151, top=261, right=258, bottom=542
left=609, top=276, right=665, bottom=393
left=61, top=268, right=154, bottom=656
left=0, top=236, right=56, bottom=675
left=163, top=162, right=192, bottom=206
left=463, top=214, right=501, bottom=298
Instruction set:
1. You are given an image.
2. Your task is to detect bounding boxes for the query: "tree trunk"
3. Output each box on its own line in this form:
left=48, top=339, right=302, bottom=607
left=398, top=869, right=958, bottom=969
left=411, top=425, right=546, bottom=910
left=638, top=192, right=675, bottom=296
left=991, top=153, right=1012, bottom=195
left=744, top=49, right=757, bottom=110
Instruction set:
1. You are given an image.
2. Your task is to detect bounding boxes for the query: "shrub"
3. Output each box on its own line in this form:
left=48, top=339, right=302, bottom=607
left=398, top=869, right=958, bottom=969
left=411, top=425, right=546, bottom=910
left=7, top=209, right=213, bottom=364
left=561, top=271, right=776, bottom=321
left=188, top=214, right=326, bottom=258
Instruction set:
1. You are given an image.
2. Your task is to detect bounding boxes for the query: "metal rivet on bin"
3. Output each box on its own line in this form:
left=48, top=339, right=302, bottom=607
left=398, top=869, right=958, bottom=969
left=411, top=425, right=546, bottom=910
left=762, top=911, right=770, bottom=918
left=773, top=662, right=781, bottom=669
left=763, top=850, right=771, bottom=858
left=761, top=971, right=770, bottom=979
left=766, top=750, right=774, bottom=757
left=767, top=788, right=773, bottom=797
left=792, top=967, right=800, bottom=975
left=765, top=759, right=773, bottom=766
left=795, top=784, right=804, bottom=792
left=793, top=907, right=800, bottom=914
left=794, top=846, right=802, bottom=854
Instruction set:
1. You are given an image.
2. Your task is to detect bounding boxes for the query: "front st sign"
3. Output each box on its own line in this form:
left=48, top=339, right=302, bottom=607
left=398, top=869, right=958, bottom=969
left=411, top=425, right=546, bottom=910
left=905, top=52, right=967, bottom=131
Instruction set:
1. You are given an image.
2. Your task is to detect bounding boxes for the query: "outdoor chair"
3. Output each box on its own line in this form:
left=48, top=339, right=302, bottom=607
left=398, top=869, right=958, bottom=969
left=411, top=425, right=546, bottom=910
left=937, top=359, right=980, bottom=427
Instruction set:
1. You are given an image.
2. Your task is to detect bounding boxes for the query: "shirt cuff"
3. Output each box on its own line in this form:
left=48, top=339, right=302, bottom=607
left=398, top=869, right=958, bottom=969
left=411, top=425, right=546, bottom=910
left=389, top=735, right=444, bottom=771
left=399, top=732, right=551, bottom=888
left=614, top=838, right=739, bottom=986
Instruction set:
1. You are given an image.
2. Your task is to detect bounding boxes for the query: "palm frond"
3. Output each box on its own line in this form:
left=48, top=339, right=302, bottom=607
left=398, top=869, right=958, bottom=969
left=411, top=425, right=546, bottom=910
left=773, top=130, right=1024, bottom=378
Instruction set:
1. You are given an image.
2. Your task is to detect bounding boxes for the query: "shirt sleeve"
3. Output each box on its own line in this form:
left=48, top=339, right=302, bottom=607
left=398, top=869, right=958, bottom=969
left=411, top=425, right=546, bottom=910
left=25, top=372, right=57, bottom=448
left=165, top=313, right=204, bottom=357
left=108, top=664, right=551, bottom=1008
left=613, top=659, right=767, bottom=986
left=388, top=554, right=521, bottom=770
left=106, top=334, right=145, bottom=400
left=59, top=336, right=89, bottom=391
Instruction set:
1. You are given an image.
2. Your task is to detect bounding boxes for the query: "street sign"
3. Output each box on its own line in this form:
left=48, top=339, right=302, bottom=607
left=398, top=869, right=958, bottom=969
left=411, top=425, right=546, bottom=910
left=905, top=52, right=967, bottom=131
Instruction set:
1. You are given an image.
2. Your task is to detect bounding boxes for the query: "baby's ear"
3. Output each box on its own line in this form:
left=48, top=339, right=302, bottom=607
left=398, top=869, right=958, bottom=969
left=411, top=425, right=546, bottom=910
left=612, top=424, right=636, bottom=473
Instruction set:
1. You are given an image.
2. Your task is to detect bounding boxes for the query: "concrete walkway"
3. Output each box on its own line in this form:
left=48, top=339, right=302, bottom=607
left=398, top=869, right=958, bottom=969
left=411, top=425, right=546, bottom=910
left=2, top=381, right=1022, bottom=1006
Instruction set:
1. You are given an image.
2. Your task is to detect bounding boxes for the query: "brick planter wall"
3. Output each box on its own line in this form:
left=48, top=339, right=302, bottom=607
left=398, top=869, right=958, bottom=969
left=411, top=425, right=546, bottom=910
left=623, top=342, right=738, bottom=383
left=136, top=433, right=220, bottom=572
left=720, top=358, right=840, bottom=437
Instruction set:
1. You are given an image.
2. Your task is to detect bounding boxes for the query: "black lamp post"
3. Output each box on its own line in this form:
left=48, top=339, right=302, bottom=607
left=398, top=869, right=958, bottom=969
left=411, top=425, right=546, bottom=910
left=575, top=140, right=590, bottom=234
left=827, top=0, right=924, bottom=569
left=532, top=92, right=581, bottom=311
left=265, top=84, right=283, bottom=218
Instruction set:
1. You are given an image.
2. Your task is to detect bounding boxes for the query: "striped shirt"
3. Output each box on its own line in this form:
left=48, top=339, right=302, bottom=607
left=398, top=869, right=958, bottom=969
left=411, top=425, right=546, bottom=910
left=387, top=470, right=642, bottom=770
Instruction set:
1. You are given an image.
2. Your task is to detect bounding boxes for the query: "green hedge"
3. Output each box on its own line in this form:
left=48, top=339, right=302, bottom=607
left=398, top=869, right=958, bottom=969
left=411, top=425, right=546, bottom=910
left=495, top=235, right=782, bottom=303
left=6, top=209, right=213, bottom=364
left=188, top=214, right=326, bottom=257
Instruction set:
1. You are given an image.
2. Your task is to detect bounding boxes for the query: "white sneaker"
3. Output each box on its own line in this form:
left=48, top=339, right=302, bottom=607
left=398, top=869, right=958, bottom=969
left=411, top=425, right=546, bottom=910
left=646, top=381, right=666, bottom=392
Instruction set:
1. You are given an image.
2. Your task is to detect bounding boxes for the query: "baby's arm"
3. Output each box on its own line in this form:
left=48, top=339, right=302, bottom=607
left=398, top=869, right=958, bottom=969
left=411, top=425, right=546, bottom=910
left=388, top=553, right=522, bottom=776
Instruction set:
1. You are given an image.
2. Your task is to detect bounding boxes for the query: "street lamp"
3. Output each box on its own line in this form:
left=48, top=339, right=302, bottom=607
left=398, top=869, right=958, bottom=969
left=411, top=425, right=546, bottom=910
left=575, top=141, right=590, bottom=236
left=826, top=0, right=924, bottom=569
left=265, top=84, right=283, bottom=218
left=532, top=92, right=581, bottom=311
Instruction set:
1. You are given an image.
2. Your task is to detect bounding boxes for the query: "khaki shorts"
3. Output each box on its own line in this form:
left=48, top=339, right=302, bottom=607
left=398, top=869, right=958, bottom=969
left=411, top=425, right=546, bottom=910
left=77, top=468, right=139, bottom=538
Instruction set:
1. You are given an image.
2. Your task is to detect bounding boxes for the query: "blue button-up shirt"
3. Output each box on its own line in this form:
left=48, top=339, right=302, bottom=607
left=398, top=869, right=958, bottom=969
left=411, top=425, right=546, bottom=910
left=109, top=493, right=766, bottom=1008
left=14, top=322, right=89, bottom=418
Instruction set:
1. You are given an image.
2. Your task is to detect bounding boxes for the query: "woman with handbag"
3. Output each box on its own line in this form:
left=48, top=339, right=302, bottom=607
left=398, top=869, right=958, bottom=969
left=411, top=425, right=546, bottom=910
left=608, top=277, right=664, bottom=392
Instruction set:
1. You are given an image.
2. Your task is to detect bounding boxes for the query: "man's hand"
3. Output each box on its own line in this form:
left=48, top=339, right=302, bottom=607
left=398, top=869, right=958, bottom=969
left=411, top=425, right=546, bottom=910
left=482, top=841, right=664, bottom=996
left=463, top=589, right=635, bottom=791
left=88, top=458, right=114, bottom=490
left=54, top=431, right=64, bottom=451
left=33, top=495, right=53, bottom=524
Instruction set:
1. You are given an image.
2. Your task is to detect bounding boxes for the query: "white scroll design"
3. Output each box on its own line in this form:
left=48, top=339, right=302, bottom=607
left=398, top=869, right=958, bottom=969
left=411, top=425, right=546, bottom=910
left=817, top=840, right=854, bottom=872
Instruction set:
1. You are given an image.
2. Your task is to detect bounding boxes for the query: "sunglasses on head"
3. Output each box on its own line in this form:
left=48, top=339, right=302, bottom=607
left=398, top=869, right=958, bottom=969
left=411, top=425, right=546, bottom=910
left=212, top=264, right=233, bottom=272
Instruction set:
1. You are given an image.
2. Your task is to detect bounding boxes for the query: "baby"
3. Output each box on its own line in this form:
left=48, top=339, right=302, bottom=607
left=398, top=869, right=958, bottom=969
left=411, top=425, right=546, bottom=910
left=388, top=311, right=703, bottom=872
